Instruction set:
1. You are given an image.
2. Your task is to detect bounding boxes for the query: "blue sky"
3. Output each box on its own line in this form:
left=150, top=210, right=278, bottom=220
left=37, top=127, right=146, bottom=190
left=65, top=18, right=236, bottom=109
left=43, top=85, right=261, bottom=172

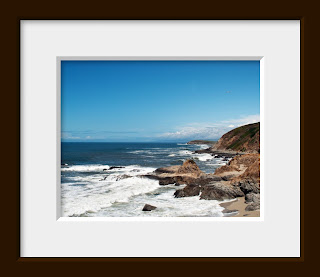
left=61, top=61, right=260, bottom=142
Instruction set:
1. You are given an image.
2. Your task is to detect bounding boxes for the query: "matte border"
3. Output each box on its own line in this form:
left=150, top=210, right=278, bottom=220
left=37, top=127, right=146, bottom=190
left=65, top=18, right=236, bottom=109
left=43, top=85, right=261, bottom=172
left=21, top=21, right=300, bottom=259
left=3, top=2, right=313, bottom=272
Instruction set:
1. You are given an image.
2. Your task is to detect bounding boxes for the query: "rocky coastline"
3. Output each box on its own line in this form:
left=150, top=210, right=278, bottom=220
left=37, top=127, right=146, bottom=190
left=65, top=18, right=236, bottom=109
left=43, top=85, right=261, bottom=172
left=141, top=122, right=261, bottom=217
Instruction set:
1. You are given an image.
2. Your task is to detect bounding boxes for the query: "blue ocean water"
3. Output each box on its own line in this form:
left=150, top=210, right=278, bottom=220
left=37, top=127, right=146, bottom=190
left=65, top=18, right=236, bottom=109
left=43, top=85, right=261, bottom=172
left=61, top=142, right=228, bottom=217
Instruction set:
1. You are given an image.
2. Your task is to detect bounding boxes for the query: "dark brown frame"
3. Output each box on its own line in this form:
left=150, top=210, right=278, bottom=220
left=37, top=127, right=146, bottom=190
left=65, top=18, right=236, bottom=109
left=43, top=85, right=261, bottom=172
left=4, top=1, right=315, bottom=272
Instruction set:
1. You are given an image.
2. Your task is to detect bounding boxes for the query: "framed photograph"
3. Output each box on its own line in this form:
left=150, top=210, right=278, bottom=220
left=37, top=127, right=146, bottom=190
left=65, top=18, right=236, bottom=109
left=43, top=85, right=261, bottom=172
left=59, top=57, right=261, bottom=219
left=20, top=20, right=300, bottom=258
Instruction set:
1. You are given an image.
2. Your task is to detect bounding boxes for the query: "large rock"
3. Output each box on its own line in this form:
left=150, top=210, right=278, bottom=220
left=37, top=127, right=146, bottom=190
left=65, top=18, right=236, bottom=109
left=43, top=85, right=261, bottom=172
left=141, top=159, right=206, bottom=186
left=174, top=185, right=201, bottom=198
left=154, top=166, right=180, bottom=174
left=176, top=159, right=203, bottom=176
left=200, top=183, right=244, bottom=201
left=158, top=176, right=176, bottom=186
left=142, top=204, right=157, bottom=211
left=238, top=179, right=260, bottom=194
left=245, top=193, right=260, bottom=203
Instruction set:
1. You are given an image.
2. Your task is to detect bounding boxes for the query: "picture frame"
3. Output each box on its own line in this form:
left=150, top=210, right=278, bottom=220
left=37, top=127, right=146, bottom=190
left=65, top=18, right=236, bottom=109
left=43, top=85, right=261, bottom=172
left=4, top=2, right=314, bottom=272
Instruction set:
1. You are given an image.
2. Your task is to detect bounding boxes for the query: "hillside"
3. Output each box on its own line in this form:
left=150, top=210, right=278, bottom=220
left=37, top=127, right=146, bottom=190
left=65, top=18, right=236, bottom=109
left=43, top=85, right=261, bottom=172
left=212, top=122, right=260, bottom=153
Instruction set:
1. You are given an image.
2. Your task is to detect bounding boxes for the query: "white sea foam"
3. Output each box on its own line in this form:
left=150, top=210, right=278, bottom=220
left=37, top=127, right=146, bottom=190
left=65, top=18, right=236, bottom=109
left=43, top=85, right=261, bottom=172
left=193, top=153, right=214, bottom=161
left=178, top=150, right=193, bottom=156
left=94, top=187, right=224, bottom=217
left=61, top=145, right=227, bottom=217
left=198, top=144, right=210, bottom=149
left=62, top=176, right=159, bottom=217
left=61, top=164, right=110, bottom=172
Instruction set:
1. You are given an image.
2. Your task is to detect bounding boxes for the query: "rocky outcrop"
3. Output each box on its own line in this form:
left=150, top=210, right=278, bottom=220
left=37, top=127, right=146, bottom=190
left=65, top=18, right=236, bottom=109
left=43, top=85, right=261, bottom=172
left=143, top=144, right=260, bottom=212
left=142, top=204, right=157, bottom=211
left=142, top=159, right=208, bottom=186
left=170, top=154, right=260, bottom=209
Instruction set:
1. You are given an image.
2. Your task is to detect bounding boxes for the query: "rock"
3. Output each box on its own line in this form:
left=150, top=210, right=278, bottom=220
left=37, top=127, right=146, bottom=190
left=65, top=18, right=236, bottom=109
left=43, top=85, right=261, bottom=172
left=200, top=183, right=244, bottom=201
left=115, top=174, right=131, bottom=181
left=177, top=159, right=202, bottom=176
left=245, top=202, right=260, bottom=211
left=142, top=204, right=157, bottom=211
left=174, top=175, right=222, bottom=186
left=154, top=166, right=180, bottom=174
left=222, top=208, right=238, bottom=214
left=108, top=166, right=125, bottom=170
left=245, top=193, right=260, bottom=203
left=238, top=179, right=260, bottom=194
left=158, top=177, right=176, bottom=186
left=174, top=185, right=201, bottom=198
left=141, top=160, right=207, bottom=186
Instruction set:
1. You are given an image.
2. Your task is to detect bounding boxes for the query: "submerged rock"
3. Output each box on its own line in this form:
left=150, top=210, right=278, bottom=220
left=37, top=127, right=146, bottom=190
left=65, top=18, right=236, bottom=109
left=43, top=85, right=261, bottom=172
left=142, top=204, right=157, bottom=211
left=107, top=166, right=125, bottom=170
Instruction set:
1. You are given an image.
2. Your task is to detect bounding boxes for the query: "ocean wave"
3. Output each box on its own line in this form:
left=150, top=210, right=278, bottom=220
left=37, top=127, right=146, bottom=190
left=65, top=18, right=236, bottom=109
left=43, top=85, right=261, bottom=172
left=62, top=177, right=159, bottom=217
left=93, top=189, right=224, bottom=217
left=61, top=164, right=110, bottom=172
left=193, top=153, right=214, bottom=161
left=178, top=150, right=193, bottom=156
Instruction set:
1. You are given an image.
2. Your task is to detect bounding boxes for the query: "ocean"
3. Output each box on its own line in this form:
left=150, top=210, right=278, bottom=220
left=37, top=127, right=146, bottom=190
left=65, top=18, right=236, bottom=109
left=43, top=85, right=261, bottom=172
left=61, top=142, right=230, bottom=217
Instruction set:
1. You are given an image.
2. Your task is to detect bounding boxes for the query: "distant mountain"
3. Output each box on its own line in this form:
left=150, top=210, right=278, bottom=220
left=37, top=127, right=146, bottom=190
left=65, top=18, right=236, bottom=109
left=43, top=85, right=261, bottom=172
left=212, top=122, right=260, bottom=153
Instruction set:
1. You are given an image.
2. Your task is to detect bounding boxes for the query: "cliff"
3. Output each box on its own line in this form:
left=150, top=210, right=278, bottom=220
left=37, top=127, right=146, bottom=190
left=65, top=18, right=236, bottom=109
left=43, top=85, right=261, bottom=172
left=212, top=122, right=260, bottom=153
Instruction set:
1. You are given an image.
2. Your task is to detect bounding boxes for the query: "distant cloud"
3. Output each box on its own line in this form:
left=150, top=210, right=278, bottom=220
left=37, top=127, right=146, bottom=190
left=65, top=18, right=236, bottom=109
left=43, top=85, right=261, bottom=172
left=61, top=130, right=141, bottom=141
left=157, top=115, right=260, bottom=140
left=61, top=115, right=259, bottom=142
left=61, top=132, right=81, bottom=140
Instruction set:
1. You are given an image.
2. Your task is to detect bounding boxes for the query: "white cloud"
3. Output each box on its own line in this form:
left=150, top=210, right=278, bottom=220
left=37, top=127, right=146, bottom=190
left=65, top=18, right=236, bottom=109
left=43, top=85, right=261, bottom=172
left=158, top=114, right=260, bottom=140
left=61, top=132, right=80, bottom=140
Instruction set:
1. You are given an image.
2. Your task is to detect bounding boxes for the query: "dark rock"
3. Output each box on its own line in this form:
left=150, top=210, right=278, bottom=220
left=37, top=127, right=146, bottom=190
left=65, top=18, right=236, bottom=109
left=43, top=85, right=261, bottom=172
left=154, top=166, right=178, bottom=174
left=238, top=179, right=260, bottom=194
left=115, top=174, right=131, bottom=181
left=174, top=185, right=201, bottom=198
left=200, top=183, right=244, bottom=201
left=245, top=202, right=260, bottom=211
left=158, top=177, right=176, bottom=186
left=221, top=175, right=235, bottom=181
left=142, top=204, right=157, bottom=211
left=108, top=166, right=125, bottom=170
left=140, top=174, right=159, bottom=181
left=245, top=193, right=260, bottom=203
